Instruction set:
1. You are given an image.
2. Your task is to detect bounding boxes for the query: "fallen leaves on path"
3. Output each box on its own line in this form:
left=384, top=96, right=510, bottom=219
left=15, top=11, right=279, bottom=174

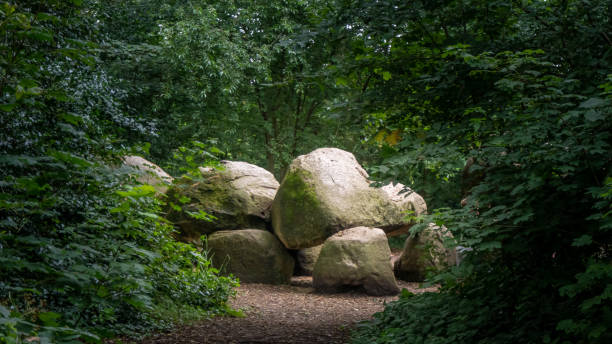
left=142, top=276, right=436, bottom=344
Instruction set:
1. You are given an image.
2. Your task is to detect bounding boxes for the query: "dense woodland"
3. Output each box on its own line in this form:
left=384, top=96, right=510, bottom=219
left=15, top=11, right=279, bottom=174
left=1, top=0, right=611, bottom=343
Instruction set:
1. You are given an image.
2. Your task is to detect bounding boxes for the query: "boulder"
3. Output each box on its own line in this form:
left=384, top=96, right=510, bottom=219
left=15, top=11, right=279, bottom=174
left=166, top=161, right=279, bottom=243
left=295, top=244, right=323, bottom=275
left=380, top=182, right=427, bottom=236
left=272, top=148, right=426, bottom=249
left=123, top=156, right=173, bottom=193
left=394, top=224, right=457, bottom=281
left=207, top=229, right=294, bottom=284
left=313, top=227, right=399, bottom=296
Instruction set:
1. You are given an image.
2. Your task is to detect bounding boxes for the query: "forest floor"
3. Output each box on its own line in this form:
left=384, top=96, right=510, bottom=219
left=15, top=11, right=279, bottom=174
left=141, top=276, right=436, bottom=344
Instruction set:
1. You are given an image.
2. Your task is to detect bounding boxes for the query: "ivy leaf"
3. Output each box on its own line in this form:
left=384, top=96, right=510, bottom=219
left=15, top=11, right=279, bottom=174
left=0, top=103, right=16, bottom=111
left=572, top=234, right=592, bottom=247
left=584, top=110, right=605, bottom=122
left=48, top=150, right=92, bottom=168
left=58, top=112, right=83, bottom=125
left=579, top=97, right=606, bottom=108
left=97, top=285, right=109, bottom=298
left=478, top=241, right=502, bottom=251
left=116, top=185, right=156, bottom=198
left=187, top=210, right=217, bottom=222
left=169, top=202, right=182, bottom=211
left=38, top=312, right=61, bottom=326
left=23, top=29, right=54, bottom=43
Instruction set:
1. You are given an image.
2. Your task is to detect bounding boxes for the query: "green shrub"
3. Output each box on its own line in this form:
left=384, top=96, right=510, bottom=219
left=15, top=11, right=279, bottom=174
left=0, top=1, right=237, bottom=342
left=341, top=1, right=612, bottom=343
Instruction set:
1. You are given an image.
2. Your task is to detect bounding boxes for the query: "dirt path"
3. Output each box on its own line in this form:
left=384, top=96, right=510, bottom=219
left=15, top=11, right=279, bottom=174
left=142, top=277, right=435, bottom=344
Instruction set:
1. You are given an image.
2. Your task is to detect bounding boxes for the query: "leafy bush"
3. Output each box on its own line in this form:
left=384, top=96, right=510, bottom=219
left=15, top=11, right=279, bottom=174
left=340, top=1, right=612, bottom=343
left=0, top=1, right=237, bottom=342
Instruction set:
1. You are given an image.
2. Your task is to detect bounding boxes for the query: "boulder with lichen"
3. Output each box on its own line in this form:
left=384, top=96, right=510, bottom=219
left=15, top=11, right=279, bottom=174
left=313, top=227, right=399, bottom=295
left=272, top=148, right=426, bottom=249
left=166, top=161, right=279, bottom=243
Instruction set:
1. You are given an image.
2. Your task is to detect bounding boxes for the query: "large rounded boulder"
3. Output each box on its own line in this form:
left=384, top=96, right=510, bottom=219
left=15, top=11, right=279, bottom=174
left=272, top=148, right=426, bottom=249
left=394, top=224, right=457, bottom=281
left=313, top=227, right=399, bottom=296
left=123, top=156, right=173, bottom=193
left=207, top=229, right=294, bottom=284
left=166, top=161, right=279, bottom=243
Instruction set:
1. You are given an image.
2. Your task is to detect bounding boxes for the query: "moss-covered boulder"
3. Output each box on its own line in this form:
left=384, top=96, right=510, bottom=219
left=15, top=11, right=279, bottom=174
left=207, top=229, right=294, bottom=284
left=166, top=161, right=279, bottom=243
left=313, top=227, right=399, bottom=296
left=272, top=148, right=426, bottom=249
left=123, top=156, right=173, bottom=193
left=394, top=224, right=457, bottom=281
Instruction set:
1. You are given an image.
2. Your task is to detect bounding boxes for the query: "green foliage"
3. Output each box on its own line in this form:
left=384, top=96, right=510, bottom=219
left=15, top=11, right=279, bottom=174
left=387, top=235, right=407, bottom=251
left=1, top=304, right=100, bottom=344
left=353, top=291, right=505, bottom=344
left=148, top=235, right=238, bottom=311
left=97, top=0, right=370, bottom=177
left=0, top=1, right=236, bottom=342
left=339, top=0, right=612, bottom=343
left=3, top=0, right=610, bottom=343
left=165, top=140, right=224, bottom=177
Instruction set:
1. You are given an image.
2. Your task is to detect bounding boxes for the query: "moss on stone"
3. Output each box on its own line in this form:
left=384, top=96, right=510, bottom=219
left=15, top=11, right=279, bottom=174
left=208, top=229, right=294, bottom=284
left=273, top=169, right=329, bottom=249
left=166, top=175, right=267, bottom=243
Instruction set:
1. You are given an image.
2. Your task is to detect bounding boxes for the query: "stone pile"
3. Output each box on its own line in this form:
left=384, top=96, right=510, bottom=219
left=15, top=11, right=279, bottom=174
left=128, top=148, right=456, bottom=293
left=271, top=148, right=428, bottom=249
left=165, top=161, right=279, bottom=243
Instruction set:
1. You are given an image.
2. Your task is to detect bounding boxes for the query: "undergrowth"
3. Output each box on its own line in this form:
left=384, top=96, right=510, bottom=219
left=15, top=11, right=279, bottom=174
left=0, top=1, right=238, bottom=342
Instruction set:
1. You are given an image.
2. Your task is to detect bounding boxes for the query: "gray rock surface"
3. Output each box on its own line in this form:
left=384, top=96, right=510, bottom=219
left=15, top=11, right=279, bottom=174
left=167, top=160, right=279, bottom=243
left=123, top=155, right=173, bottom=193
left=272, top=148, right=426, bottom=249
left=296, top=245, right=323, bottom=275
left=207, top=229, right=294, bottom=284
left=380, top=182, right=427, bottom=236
left=313, top=227, right=399, bottom=296
left=394, top=224, right=457, bottom=281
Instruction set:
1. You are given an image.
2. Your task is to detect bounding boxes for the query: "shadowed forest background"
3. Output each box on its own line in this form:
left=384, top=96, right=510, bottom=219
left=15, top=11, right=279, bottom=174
left=1, top=0, right=611, bottom=343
